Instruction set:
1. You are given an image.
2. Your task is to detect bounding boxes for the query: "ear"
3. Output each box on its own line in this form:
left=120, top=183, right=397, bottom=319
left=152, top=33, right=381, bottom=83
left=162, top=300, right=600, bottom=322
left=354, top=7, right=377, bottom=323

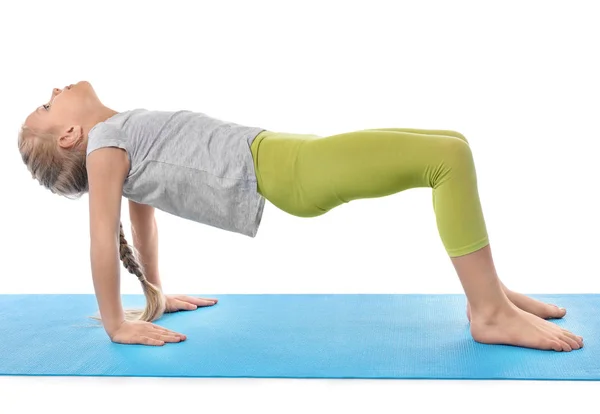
left=57, top=125, right=83, bottom=149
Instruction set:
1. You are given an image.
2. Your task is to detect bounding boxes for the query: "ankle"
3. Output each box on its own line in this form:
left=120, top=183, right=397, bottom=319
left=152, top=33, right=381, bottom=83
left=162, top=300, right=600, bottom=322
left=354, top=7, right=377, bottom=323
left=470, top=299, right=516, bottom=322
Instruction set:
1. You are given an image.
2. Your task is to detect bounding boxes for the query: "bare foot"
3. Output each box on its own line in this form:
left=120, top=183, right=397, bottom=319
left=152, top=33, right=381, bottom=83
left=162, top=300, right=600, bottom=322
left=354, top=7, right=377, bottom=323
left=504, top=289, right=566, bottom=319
left=467, top=290, right=566, bottom=322
left=470, top=304, right=583, bottom=351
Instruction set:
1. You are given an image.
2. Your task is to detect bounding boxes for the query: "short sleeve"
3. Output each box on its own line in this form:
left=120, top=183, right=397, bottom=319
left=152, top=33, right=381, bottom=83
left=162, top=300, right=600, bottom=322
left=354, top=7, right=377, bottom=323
left=86, top=122, right=130, bottom=158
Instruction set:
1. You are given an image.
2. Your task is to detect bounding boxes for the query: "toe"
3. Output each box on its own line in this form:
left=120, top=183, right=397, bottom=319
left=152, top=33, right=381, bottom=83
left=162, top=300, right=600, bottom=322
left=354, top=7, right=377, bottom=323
left=550, top=304, right=567, bottom=318
left=559, top=339, right=572, bottom=352
left=562, top=334, right=580, bottom=350
left=562, top=330, right=583, bottom=347
left=549, top=340, right=563, bottom=352
left=561, top=329, right=583, bottom=346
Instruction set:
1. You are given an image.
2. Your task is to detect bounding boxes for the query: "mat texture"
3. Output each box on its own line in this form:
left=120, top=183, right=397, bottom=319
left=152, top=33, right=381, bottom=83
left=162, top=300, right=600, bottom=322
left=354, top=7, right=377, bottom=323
left=0, top=294, right=598, bottom=380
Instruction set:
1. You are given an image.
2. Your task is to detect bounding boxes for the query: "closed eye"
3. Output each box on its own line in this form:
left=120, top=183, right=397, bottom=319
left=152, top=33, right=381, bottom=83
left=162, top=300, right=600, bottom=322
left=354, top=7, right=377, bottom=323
left=43, top=103, right=50, bottom=110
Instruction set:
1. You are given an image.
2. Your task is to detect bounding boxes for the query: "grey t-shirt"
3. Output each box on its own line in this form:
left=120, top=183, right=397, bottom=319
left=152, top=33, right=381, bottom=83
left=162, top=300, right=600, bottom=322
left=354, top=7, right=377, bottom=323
left=86, top=108, right=266, bottom=237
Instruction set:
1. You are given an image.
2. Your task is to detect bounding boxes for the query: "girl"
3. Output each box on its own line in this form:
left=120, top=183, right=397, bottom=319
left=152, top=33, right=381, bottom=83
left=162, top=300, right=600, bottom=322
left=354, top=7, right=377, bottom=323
left=17, top=80, right=583, bottom=352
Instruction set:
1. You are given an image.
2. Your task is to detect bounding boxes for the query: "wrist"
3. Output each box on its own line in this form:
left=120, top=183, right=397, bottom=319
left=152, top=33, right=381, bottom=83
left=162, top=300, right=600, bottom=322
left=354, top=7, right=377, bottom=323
left=103, top=318, right=126, bottom=338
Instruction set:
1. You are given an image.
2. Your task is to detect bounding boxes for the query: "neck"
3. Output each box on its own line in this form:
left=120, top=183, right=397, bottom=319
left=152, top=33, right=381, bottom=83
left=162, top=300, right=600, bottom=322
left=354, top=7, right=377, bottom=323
left=87, top=106, right=119, bottom=132
left=82, top=106, right=120, bottom=148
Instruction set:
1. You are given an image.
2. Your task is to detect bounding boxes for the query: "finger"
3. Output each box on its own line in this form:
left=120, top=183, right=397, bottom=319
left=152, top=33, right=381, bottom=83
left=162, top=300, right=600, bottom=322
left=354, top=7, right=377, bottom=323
left=151, top=324, right=187, bottom=339
left=153, top=324, right=185, bottom=335
left=140, top=336, right=165, bottom=346
left=153, top=333, right=182, bottom=343
left=178, top=296, right=218, bottom=306
left=174, top=299, right=198, bottom=310
left=162, top=331, right=186, bottom=340
left=184, top=297, right=218, bottom=306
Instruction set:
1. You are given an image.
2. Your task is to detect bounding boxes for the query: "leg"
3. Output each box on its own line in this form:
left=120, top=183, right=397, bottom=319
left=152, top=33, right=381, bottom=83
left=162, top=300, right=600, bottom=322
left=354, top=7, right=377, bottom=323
left=365, top=129, right=568, bottom=320
left=451, top=244, right=581, bottom=351
left=291, top=129, right=582, bottom=351
left=362, top=127, right=471, bottom=143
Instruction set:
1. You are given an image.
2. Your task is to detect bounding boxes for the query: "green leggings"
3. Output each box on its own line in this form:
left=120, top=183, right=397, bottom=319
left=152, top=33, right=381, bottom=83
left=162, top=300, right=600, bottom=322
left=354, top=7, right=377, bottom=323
left=249, top=128, right=490, bottom=257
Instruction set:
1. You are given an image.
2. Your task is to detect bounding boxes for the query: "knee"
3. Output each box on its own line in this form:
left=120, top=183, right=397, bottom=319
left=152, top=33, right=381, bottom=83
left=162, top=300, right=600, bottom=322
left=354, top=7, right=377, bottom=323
left=449, top=131, right=469, bottom=145
left=442, top=136, right=474, bottom=166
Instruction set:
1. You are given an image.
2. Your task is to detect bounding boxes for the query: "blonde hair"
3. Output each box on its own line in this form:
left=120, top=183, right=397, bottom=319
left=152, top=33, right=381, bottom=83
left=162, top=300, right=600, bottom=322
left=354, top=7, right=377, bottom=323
left=17, top=123, right=166, bottom=324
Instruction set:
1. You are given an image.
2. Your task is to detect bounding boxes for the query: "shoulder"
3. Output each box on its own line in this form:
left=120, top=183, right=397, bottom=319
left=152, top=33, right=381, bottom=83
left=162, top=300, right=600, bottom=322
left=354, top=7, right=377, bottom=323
left=87, top=122, right=129, bottom=156
left=86, top=146, right=129, bottom=189
left=86, top=122, right=131, bottom=179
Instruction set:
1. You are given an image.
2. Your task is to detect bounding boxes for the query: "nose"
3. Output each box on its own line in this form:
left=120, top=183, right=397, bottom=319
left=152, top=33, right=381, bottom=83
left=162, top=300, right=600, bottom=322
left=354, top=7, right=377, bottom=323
left=49, top=87, right=63, bottom=104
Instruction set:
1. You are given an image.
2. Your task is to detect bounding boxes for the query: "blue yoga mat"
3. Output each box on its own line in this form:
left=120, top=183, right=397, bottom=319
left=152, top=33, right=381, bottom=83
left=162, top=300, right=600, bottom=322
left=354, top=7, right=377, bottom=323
left=0, top=294, right=598, bottom=380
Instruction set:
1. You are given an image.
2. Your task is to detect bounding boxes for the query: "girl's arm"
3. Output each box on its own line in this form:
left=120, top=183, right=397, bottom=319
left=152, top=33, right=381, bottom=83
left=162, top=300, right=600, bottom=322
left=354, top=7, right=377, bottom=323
left=87, top=147, right=130, bottom=337
left=128, top=201, right=161, bottom=290
left=128, top=200, right=220, bottom=314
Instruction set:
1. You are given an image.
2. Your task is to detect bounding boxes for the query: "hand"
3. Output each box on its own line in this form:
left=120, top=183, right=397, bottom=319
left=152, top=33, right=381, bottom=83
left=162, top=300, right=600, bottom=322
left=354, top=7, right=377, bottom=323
left=109, top=320, right=186, bottom=346
left=164, top=294, right=219, bottom=313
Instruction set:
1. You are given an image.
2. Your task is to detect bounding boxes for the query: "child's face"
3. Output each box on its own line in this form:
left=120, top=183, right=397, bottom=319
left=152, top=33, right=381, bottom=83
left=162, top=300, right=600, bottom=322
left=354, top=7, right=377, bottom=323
left=25, top=80, right=103, bottom=146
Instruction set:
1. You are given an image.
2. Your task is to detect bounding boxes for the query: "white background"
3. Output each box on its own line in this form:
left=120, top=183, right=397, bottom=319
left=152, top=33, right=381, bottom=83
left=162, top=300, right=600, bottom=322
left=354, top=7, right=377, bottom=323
left=1, top=0, right=599, bottom=412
